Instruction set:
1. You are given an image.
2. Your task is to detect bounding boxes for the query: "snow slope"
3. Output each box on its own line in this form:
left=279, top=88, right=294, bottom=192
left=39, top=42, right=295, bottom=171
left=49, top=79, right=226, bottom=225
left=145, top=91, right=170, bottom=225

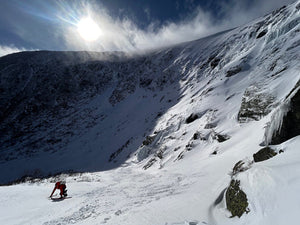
left=2, top=135, right=300, bottom=225
left=1, top=1, right=300, bottom=224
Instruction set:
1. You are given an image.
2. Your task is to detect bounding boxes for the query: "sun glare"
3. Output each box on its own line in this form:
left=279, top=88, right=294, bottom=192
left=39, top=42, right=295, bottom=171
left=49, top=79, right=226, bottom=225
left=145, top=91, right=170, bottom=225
left=77, top=17, right=102, bottom=41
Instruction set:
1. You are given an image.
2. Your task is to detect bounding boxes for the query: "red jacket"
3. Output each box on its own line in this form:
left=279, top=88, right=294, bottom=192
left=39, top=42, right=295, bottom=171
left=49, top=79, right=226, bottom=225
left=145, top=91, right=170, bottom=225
left=50, top=182, right=66, bottom=197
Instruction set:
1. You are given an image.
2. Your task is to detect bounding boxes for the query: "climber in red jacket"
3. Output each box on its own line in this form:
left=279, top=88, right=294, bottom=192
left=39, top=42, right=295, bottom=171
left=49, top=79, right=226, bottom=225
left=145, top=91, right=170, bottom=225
left=49, top=181, right=67, bottom=198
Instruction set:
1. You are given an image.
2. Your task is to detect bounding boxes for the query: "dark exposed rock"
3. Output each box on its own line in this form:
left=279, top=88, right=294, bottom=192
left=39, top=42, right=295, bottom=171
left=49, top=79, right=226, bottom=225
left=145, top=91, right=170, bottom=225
left=173, top=147, right=181, bottom=152
left=225, top=94, right=235, bottom=101
left=156, top=150, right=163, bottom=159
left=204, top=123, right=217, bottom=129
left=202, top=87, right=214, bottom=96
left=271, top=67, right=287, bottom=77
left=232, top=160, right=252, bottom=176
left=253, top=147, right=277, bottom=162
left=142, top=135, right=156, bottom=146
left=226, top=180, right=250, bottom=218
left=215, top=134, right=230, bottom=142
left=269, top=61, right=277, bottom=71
left=193, top=132, right=207, bottom=141
left=186, top=113, right=199, bottom=124
left=210, top=57, right=221, bottom=69
left=193, top=132, right=200, bottom=140
left=207, top=54, right=221, bottom=69
left=185, top=142, right=193, bottom=151
left=256, top=22, right=266, bottom=32
left=226, top=66, right=242, bottom=77
left=176, top=151, right=185, bottom=160
left=256, top=29, right=268, bottom=38
left=143, top=158, right=157, bottom=170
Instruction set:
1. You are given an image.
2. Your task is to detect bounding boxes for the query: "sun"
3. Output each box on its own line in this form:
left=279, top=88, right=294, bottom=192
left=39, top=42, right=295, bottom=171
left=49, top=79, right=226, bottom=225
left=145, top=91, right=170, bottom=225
left=77, top=17, right=102, bottom=41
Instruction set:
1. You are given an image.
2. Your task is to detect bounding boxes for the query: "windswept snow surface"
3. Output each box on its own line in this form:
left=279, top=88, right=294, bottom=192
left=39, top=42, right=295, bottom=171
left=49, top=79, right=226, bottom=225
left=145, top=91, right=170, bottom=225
left=2, top=135, right=300, bottom=225
left=1, top=1, right=300, bottom=224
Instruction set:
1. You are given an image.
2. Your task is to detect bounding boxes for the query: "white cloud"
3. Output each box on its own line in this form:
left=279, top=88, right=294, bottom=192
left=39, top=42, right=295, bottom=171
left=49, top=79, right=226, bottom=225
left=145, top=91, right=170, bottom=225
left=0, top=45, right=27, bottom=57
left=60, top=0, right=296, bottom=53
left=61, top=3, right=222, bottom=52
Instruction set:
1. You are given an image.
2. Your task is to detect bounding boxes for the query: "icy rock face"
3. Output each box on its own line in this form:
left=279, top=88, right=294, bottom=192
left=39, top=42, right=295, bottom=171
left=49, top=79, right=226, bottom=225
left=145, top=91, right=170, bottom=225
left=264, top=80, right=300, bottom=145
left=264, top=101, right=291, bottom=145
left=267, top=85, right=300, bottom=145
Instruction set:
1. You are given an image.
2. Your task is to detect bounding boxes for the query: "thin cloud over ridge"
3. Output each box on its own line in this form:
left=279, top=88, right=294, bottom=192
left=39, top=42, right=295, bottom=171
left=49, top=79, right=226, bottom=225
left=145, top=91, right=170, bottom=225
left=0, top=45, right=27, bottom=57
left=62, top=3, right=218, bottom=52
left=61, top=0, right=296, bottom=52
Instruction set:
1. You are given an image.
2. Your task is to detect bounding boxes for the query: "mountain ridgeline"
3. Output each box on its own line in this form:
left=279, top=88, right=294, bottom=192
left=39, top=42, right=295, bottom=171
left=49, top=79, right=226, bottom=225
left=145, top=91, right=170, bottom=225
left=1, top=1, right=300, bottom=188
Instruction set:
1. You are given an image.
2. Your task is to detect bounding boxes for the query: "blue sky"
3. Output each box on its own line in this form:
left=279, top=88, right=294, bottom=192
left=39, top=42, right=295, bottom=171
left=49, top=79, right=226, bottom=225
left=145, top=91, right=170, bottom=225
left=0, top=0, right=296, bottom=56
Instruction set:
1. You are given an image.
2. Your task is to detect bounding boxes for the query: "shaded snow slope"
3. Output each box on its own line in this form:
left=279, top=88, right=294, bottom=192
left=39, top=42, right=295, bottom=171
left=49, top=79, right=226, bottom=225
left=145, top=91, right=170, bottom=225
left=1, top=1, right=300, bottom=224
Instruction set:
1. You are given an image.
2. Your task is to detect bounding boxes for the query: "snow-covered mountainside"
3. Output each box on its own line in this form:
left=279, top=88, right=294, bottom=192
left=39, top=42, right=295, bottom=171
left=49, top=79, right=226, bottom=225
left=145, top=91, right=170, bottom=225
left=1, top=1, right=300, bottom=224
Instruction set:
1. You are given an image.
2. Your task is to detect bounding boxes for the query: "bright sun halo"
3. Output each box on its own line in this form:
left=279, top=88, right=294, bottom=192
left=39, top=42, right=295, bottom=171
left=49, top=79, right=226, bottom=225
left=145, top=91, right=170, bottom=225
left=77, top=17, right=102, bottom=41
